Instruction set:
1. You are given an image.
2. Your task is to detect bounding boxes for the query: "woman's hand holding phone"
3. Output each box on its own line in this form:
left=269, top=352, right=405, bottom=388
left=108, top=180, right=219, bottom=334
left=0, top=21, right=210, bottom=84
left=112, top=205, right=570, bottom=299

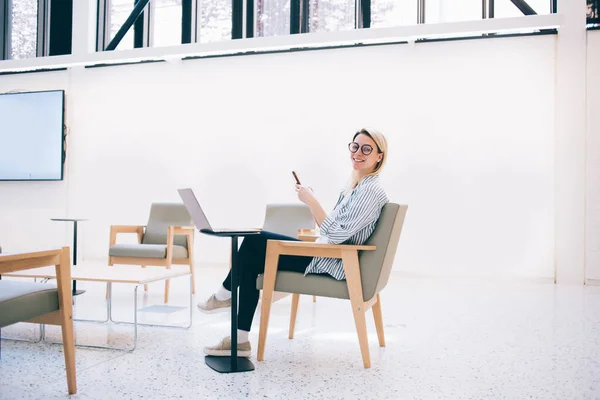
left=293, top=171, right=316, bottom=206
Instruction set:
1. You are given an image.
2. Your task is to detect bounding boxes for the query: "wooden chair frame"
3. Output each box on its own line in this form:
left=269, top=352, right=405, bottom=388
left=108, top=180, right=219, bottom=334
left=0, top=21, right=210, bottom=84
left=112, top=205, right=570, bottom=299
left=257, top=240, right=383, bottom=368
left=108, top=225, right=196, bottom=303
left=0, top=247, right=76, bottom=394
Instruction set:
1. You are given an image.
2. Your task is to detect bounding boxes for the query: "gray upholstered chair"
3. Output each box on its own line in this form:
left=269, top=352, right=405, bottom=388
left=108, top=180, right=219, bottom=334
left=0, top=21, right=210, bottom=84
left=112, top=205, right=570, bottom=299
left=256, top=203, right=408, bottom=368
left=0, top=247, right=77, bottom=394
left=108, top=202, right=196, bottom=303
left=262, top=203, right=315, bottom=238
left=260, top=203, right=316, bottom=303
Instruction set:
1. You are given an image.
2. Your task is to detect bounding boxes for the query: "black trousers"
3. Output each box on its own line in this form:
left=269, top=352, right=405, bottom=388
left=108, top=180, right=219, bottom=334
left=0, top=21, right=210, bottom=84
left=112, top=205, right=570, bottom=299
left=222, top=231, right=313, bottom=332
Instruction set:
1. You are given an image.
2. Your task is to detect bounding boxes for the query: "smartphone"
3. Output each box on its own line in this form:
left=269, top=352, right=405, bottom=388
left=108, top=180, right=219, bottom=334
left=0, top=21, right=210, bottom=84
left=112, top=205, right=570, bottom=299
left=292, top=171, right=301, bottom=185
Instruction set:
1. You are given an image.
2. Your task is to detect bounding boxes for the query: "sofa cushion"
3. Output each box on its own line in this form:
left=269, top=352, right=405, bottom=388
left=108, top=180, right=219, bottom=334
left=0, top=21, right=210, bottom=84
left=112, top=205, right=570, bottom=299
left=0, top=280, right=59, bottom=328
left=109, top=244, right=188, bottom=259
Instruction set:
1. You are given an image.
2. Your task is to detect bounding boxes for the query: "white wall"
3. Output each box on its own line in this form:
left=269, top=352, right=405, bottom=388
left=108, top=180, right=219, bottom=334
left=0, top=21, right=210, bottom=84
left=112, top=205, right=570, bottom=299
left=586, top=30, right=600, bottom=282
left=0, top=34, right=557, bottom=279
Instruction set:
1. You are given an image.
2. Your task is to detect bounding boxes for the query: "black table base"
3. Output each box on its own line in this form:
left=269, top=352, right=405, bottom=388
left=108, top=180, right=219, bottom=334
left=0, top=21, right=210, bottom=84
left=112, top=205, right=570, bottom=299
left=205, top=356, right=255, bottom=373
left=50, top=218, right=88, bottom=296
left=199, top=229, right=260, bottom=374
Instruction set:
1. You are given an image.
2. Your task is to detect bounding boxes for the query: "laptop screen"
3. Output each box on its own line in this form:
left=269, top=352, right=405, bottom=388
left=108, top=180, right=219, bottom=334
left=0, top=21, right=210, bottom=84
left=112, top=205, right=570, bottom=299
left=177, top=188, right=212, bottom=231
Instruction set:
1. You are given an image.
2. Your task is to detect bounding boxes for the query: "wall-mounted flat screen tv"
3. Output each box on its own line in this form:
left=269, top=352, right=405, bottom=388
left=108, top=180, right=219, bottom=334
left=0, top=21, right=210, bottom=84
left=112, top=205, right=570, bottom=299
left=0, top=89, right=65, bottom=181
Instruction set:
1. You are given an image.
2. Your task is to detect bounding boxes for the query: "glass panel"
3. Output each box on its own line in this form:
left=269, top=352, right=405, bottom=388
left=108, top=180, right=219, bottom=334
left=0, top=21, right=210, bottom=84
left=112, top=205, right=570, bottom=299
left=10, top=0, right=38, bottom=60
left=589, top=0, right=600, bottom=25
left=153, top=0, right=182, bottom=47
left=426, top=0, right=481, bottom=23
left=199, top=0, right=232, bottom=43
left=257, top=0, right=291, bottom=36
left=110, top=0, right=135, bottom=50
left=372, top=0, right=418, bottom=27
left=308, top=0, right=355, bottom=33
left=494, top=0, right=551, bottom=18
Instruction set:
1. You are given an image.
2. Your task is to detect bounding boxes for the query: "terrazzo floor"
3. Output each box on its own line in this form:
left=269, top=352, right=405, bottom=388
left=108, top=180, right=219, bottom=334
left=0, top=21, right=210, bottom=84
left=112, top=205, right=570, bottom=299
left=1, top=266, right=600, bottom=400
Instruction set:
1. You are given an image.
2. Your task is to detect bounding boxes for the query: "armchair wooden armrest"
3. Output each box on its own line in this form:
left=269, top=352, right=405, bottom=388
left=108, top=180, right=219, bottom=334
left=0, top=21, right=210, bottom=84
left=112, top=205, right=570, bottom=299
left=266, top=240, right=375, bottom=258
left=109, top=225, right=145, bottom=246
left=170, top=226, right=196, bottom=235
left=166, top=225, right=195, bottom=262
left=297, top=228, right=319, bottom=242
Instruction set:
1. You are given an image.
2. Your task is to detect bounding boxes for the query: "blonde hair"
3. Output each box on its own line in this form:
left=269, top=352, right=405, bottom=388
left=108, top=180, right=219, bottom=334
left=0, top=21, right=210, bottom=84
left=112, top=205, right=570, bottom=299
left=347, top=127, right=388, bottom=192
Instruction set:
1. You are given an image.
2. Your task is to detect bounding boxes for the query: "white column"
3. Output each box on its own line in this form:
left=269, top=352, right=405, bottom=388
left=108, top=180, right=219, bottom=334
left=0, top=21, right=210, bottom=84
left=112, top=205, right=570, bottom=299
left=586, top=31, right=600, bottom=283
left=71, top=0, right=97, bottom=56
left=554, top=0, right=587, bottom=285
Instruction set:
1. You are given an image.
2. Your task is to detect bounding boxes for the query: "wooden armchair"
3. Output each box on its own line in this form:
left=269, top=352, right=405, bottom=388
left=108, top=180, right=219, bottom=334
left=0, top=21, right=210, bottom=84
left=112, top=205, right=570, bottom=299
left=108, top=203, right=196, bottom=303
left=257, top=203, right=408, bottom=368
left=0, top=247, right=76, bottom=394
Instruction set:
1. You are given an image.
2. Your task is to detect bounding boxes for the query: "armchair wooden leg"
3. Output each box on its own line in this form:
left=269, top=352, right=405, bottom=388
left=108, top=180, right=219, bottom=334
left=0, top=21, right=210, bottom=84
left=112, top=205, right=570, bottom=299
left=372, top=294, right=385, bottom=347
left=142, top=265, right=148, bottom=291
left=342, top=250, right=371, bottom=369
left=350, top=301, right=370, bottom=368
left=164, top=279, right=170, bottom=303
left=289, top=294, right=300, bottom=339
left=258, top=242, right=280, bottom=361
left=56, top=248, right=77, bottom=394
left=60, top=314, right=77, bottom=394
left=313, top=296, right=316, bottom=303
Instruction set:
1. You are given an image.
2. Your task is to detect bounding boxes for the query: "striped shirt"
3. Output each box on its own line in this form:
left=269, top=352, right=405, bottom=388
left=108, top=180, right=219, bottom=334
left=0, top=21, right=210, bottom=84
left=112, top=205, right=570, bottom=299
left=304, top=175, right=389, bottom=280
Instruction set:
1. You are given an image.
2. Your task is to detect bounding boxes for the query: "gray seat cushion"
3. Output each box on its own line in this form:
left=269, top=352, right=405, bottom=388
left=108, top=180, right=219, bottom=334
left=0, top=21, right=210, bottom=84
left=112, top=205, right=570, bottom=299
left=0, top=280, right=59, bottom=328
left=257, top=271, right=350, bottom=300
left=109, top=244, right=188, bottom=259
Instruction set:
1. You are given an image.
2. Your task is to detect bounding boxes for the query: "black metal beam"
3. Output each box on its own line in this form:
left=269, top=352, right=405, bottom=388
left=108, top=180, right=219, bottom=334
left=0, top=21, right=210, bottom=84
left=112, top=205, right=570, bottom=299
left=96, top=0, right=108, bottom=51
left=361, top=0, right=371, bottom=28
left=232, top=0, right=243, bottom=38
left=417, top=0, right=425, bottom=23
left=182, top=0, right=192, bottom=43
left=106, top=0, right=150, bottom=51
left=510, top=0, right=537, bottom=15
left=300, top=0, right=308, bottom=32
left=134, top=0, right=150, bottom=48
left=290, top=0, right=300, bottom=33
left=490, top=0, right=495, bottom=18
left=550, top=0, right=557, bottom=13
left=37, top=0, right=50, bottom=57
left=0, top=0, right=8, bottom=60
left=49, top=0, right=72, bottom=56
left=246, top=0, right=254, bottom=37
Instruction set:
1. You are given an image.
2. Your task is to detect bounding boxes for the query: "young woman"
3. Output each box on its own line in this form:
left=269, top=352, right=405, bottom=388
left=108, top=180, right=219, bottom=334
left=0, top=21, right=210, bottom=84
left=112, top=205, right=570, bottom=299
left=200, top=128, right=389, bottom=357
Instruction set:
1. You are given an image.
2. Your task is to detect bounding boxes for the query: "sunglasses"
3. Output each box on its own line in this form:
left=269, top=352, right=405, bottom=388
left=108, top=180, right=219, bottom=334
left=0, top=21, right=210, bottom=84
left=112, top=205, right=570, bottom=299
left=348, top=142, right=380, bottom=156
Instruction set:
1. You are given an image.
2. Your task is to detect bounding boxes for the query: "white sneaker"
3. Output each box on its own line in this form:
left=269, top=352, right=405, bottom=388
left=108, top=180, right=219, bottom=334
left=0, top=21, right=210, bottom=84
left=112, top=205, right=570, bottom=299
left=197, top=294, right=231, bottom=314
left=203, top=336, right=251, bottom=357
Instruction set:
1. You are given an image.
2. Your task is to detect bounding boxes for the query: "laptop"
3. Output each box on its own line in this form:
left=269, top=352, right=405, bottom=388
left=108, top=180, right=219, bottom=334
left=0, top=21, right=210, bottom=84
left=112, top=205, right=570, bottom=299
left=177, top=188, right=262, bottom=235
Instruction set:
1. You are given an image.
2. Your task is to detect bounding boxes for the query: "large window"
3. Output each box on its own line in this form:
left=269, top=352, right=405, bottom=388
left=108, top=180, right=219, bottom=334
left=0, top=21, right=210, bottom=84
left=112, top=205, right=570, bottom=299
left=109, top=0, right=135, bottom=50
left=10, top=0, right=38, bottom=60
left=371, top=0, right=418, bottom=28
left=153, top=0, right=182, bottom=47
left=493, top=0, right=550, bottom=18
left=257, top=0, right=290, bottom=37
left=425, top=0, right=481, bottom=23
left=309, top=0, right=355, bottom=32
left=198, top=0, right=232, bottom=42
left=589, top=0, right=599, bottom=26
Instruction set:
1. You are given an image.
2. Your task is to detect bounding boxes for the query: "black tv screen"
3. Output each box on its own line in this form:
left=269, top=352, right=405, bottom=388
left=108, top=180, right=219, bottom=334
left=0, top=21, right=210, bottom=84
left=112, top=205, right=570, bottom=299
left=0, top=90, right=65, bottom=181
